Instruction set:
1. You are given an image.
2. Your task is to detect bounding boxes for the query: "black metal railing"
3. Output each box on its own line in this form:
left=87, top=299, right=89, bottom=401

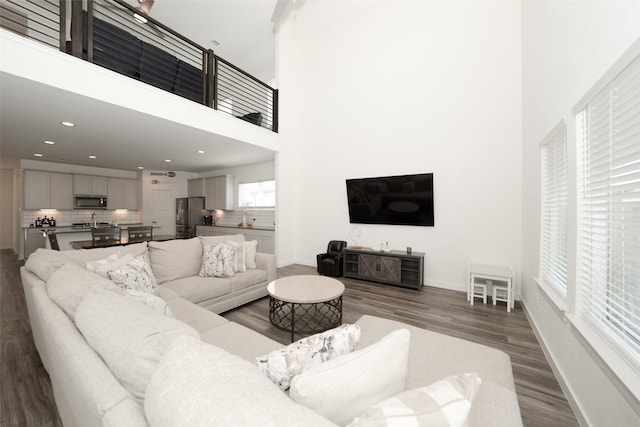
left=0, top=0, right=278, bottom=132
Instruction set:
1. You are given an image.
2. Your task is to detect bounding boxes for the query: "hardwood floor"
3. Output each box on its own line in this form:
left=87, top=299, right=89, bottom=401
left=1, top=251, right=578, bottom=426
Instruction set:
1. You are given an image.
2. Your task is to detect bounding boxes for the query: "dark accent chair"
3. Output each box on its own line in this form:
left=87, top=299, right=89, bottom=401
left=317, top=240, right=347, bottom=277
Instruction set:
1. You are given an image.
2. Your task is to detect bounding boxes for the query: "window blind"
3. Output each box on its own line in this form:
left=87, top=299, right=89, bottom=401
left=539, top=120, right=568, bottom=296
left=576, top=54, right=640, bottom=369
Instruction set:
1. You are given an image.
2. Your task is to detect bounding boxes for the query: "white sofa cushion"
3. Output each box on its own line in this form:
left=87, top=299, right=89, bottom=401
left=256, top=324, right=361, bottom=391
left=290, top=329, right=410, bottom=426
left=75, top=290, right=198, bottom=400
left=64, top=242, right=148, bottom=267
left=144, top=335, right=337, bottom=427
left=347, top=373, right=481, bottom=427
left=46, top=262, right=123, bottom=320
left=148, top=238, right=202, bottom=284
left=24, top=248, right=71, bottom=282
left=244, top=240, right=258, bottom=269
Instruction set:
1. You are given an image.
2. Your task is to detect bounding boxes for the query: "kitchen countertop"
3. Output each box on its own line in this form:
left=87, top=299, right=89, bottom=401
left=23, top=223, right=144, bottom=233
left=197, top=224, right=275, bottom=231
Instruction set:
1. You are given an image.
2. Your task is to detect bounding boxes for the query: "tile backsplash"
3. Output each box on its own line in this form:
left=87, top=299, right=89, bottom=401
left=23, top=209, right=142, bottom=227
left=213, top=209, right=275, bottom=228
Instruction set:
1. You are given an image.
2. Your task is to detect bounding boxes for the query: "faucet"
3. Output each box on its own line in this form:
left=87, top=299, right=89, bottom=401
left=91, top=212, right=97, bottom=228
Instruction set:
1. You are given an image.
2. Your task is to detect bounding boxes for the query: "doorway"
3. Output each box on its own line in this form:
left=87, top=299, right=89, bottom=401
left=0, top=169, right=14, bottom=250
left=151, top=189, right=174, bottom=237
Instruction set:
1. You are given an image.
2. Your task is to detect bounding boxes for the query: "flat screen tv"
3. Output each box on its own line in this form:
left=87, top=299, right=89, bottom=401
left=346, top=173, right=434, bottom=226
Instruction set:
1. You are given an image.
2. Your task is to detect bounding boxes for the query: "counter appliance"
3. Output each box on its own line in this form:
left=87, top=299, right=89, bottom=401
left=176, top=197, right=205, bottom=238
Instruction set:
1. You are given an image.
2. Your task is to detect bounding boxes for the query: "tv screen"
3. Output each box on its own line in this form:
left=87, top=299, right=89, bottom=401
left=346, top=173, right=434, bottom=226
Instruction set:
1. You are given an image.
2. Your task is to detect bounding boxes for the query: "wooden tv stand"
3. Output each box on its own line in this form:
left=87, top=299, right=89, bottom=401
left=343, top=247, right=424, bottom=290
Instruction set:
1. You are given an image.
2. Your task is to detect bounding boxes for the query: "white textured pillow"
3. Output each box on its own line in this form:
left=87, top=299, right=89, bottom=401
left=347, top=373, right=482, bottom=427
left=244, top=240, right=258, bottom=269
left=147, top=238, right=202, bottom=284
left=290, top=329, right=410, bottom=426
left=124, top=290, right=174, bottom=318
left=46, top=262, right=123, bottom=320
left=199, top=243, right=236, bottom=277
left=24, top=248, right=70, bottom=282
left=87, top=253, right=137, bottom=278
left=108, top=255, right=158, bottom=295
left=226, top=239, right=246, bottom=272
left=145, top=335, right=336, bottom=427
left=86, top=252, right=120, bottom=273
left=75, top=290, right=198, bottom=400
left=256, top=324, right=361, bottom=391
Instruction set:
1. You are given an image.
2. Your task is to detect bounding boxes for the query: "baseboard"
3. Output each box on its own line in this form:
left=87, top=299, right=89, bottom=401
left=521, top=301, right=589, bottom=427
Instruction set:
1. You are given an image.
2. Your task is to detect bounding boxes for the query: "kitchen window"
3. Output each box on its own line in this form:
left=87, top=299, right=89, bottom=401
left=238, top=180, right=275, bottom=208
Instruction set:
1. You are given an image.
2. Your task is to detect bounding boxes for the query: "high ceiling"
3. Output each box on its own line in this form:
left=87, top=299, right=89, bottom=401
left=0, top=0, right=283, bottom=173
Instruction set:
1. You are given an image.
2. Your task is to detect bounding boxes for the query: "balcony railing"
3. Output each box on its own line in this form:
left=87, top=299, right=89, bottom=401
left=0, top=0, right=278, bottom=132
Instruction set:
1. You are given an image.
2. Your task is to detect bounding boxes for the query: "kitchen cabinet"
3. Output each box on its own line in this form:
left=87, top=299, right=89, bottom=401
left=204, top=175, right=234, bottom=210
left=196, top=225, right=275, bottom=254
left=23, top=170, right=73, bottom=210
left=108, top=178, right=138, bottom=209
left=188, top=178, right=205, bottom=197
left=74, top=174, right=107, bottom=196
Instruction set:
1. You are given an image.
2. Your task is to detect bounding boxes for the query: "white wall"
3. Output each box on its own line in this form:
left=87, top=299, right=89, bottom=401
left=521, top=1, right=640, bottom=425
left=276, top=0, right=522, bottom=291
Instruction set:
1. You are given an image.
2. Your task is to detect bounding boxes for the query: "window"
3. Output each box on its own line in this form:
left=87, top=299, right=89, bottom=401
left=238, top=180, right=275, bottom=208
left=539, top=119, right=568, bottom=297
left=576, top=53, right=640, bottom=369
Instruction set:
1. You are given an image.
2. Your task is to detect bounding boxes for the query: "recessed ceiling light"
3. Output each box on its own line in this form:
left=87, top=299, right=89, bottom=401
left=44, top=140, right=56, bottom=145
left=138, top=166, right=144, bottom=170
left=34, top=153, right=43, bottom=157
left=89, top=155, right=97, bottom=159
left=197, top=150, right=205, bottom=154
left=61, top=121, right=75, bottom=127
left=165, top=159, right=171, bottom=163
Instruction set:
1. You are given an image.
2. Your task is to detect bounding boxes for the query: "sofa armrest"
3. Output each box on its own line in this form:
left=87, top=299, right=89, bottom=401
left=255, top=252, right=276, bottom=283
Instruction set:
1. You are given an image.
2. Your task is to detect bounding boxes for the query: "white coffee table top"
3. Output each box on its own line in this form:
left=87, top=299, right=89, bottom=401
left=267, top=275, right=345, bottom=304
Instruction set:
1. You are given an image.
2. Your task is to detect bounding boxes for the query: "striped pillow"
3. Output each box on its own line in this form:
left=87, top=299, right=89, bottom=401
left=347, top=373, right=481, bottom=427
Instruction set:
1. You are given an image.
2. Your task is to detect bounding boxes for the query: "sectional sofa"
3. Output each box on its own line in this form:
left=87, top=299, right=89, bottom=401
left=20, top=235, right=522, bottom=426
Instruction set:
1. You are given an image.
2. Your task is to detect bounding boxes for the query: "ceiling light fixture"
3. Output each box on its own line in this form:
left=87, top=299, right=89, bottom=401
left=89, top=155, right=97, bottom=159
left=197, top=150, right=205, bottom=154
left=61, top=121, right=75, bottom=127
left=44, top=140, right=55, bottom=145
left=165, top=159, right=171, bottom=163
left=138, top=166, right=144, bottom=170
left=34, top=153, right=43, bottom=157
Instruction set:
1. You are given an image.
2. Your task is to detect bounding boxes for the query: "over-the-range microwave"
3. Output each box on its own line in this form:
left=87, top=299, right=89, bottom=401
left=74, top=195, right=107, bottom=209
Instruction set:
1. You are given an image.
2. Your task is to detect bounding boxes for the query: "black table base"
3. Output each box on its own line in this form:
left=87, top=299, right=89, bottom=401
left=269, top=296, right=343, bottom=342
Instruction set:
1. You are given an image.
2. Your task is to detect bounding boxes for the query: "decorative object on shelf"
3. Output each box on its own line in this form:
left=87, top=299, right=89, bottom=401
left=406, top=247, right=412, bottom=254
left=349, top=226, right=365, bottom=248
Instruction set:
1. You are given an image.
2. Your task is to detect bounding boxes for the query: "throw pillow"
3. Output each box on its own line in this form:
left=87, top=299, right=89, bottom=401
left=124, top=289, right=174, bottom=318
left=147, top=238, right=202, bottom=284
left=226, top=239, right=246, bottom=272
left=244, top=240, right=258, bottom=269
left=199, top=243, right=236, bottom=278
left=289, top=329, right=410, bottom=426
left=24, top=248, right=70, bottom=282
left=46, top=262, right=123, bottom=320
left=108, top=255, right=158, bottom=295
left=75, top=290, right=198, bottom=401
left=256, top=324, right=361, bottom=391
left=347, top=373, right=482, bottom=427
left=144, top=335, right=336, bottom=427
left=86, top=253, right=136, bottom=278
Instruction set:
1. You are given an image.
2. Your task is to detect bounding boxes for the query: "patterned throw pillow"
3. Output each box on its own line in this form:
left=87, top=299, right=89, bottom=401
left=347, top=373, right=482, bottom=427
left=256, top=324, right=361, bottom=391
left=108, top=255, right=158, bottom=295
left=199, top=243, right=236, bottom=277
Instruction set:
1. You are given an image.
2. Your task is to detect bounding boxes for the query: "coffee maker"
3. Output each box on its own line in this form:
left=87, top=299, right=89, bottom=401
left=204, top=214, right=213, bottom=225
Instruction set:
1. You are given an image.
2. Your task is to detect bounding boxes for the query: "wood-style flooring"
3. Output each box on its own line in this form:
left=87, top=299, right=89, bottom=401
left=1, top=251, right=578, bottom=426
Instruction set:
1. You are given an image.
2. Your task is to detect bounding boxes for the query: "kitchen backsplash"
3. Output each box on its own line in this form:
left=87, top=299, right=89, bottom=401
left=23, top=209, right=142, bottom=227
left=213, top=209, right=275, bottom=228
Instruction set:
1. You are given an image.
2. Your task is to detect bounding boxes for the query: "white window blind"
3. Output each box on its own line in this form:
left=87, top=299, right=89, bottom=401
left=540, top=120, right=568, bottom=296
left=238, top=180, right=275, bottom=208
left=576, top=53, right=640, bottom=369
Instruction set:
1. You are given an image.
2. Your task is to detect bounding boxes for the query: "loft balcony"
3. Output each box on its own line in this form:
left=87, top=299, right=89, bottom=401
left=0, top=0, right=278, bottom=132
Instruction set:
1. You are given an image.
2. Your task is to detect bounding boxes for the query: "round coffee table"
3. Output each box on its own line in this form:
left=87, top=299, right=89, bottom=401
left=267, top=275, right=345, bottom=342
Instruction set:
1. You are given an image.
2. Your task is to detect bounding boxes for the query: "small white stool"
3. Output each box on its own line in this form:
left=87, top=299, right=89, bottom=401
left=469, top=283, right=487, bottom=305
left=493, top=285, right=510, bottom=307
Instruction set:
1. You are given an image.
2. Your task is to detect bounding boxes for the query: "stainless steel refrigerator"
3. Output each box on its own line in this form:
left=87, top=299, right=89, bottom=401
left=176, top=197, right=205, bottom=238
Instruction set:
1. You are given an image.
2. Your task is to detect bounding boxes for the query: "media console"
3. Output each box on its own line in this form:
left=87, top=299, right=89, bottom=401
left=343, top=247, right=424, bottom=290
